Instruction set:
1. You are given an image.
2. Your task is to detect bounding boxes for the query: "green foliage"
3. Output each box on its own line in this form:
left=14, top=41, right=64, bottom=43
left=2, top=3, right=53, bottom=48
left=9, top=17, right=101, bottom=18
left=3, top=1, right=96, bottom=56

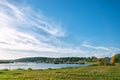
left=115, top=54, right=120, bottom=63
left=99, top=61, right=104, bottom=65
left=28, top=68, right=32, bottom=70
left=2, top=68, right=9, bottom=71
left=99, top=57, right=112, bottom=66
left=17, top=68, right=24, bottom=70
left=0, top=60, right=14, bottom=63
left=90, top=64, right=98, bottom=66
left=48, top=68, right=53, bottom=70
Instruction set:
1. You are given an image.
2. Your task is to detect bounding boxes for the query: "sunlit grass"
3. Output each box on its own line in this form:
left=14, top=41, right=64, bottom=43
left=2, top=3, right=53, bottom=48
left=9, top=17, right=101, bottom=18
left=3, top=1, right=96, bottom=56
left=0, top=64, right=120, bottom=80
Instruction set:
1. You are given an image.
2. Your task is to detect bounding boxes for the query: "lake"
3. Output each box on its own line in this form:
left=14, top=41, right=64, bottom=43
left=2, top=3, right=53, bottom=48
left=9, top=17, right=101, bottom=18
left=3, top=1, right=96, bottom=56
left=0, top=63, right=90, bottom=70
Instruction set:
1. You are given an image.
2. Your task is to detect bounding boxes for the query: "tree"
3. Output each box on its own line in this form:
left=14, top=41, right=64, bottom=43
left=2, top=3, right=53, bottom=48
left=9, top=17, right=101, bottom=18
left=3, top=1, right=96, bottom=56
left=115, top=54, right=120, bottom=63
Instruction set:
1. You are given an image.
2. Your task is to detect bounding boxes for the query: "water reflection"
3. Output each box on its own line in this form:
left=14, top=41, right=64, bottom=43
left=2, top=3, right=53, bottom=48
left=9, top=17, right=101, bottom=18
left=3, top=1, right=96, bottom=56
left=0, top=63, right=89, bottom=70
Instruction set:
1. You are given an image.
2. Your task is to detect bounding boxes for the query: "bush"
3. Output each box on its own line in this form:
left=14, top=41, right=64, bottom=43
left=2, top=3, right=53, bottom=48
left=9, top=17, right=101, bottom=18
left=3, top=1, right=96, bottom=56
left=17, top=68, right=24, bottom=70
left=28, top=68, right=32, bottom=70
left=90, top=64, right=98, bottom=66
left=48, top=68, right=53, bottom=70
left=2, top=69, right=9, bottom=71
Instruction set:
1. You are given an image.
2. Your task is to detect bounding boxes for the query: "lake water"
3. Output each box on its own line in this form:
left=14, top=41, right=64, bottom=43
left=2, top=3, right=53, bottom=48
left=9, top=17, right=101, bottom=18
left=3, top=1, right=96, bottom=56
left=0, top=63, right=90, bottom=70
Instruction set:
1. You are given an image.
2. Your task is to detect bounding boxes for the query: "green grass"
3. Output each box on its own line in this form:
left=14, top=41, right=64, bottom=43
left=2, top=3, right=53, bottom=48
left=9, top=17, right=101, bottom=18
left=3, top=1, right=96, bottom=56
left=0, top=64, right=120, bottom=80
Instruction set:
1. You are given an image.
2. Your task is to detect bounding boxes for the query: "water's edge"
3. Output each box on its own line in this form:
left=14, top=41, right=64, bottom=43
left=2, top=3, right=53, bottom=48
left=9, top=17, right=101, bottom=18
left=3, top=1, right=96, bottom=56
left=0, top=63, right=90, bottom=70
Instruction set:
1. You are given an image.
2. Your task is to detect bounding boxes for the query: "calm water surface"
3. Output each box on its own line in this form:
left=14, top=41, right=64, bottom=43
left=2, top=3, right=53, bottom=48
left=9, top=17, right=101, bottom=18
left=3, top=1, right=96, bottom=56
left=0, top=63, right=90, bottom=70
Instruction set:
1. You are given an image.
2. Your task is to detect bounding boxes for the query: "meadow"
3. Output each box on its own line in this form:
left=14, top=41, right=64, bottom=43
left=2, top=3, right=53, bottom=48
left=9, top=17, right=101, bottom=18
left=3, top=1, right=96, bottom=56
left=0, top=64, right=120, bottom=80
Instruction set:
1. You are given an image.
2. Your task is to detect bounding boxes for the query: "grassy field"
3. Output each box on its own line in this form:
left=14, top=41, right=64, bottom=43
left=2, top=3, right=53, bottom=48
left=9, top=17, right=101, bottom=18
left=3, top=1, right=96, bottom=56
left=0, top=64, right=120, bottom=80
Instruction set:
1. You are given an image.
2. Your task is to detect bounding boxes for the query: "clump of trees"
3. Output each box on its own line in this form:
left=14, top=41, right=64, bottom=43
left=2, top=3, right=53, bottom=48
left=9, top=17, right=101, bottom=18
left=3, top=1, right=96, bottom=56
left=98, top=54, right=120, bottom=66
left=98, top=57, right=113, bottom=65
left=115, top=54, right=120, bottom=63
left=0, top=60, right=14, bottom=64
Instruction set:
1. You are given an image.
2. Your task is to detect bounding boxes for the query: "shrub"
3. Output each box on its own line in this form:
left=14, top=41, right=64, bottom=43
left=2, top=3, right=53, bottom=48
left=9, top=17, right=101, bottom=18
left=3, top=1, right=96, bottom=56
left=3, top=69, right=9, bottom=71
left=17, top=68, right=24, bottom=70
left=48, top=68, right=53, bottom=70
left=28, top=68, right=32, bottom=70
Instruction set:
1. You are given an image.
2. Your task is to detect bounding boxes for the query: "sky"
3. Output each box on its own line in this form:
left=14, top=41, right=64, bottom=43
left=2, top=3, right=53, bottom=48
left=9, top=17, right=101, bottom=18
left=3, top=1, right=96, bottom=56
left=0, top=0, right=120, bottom=59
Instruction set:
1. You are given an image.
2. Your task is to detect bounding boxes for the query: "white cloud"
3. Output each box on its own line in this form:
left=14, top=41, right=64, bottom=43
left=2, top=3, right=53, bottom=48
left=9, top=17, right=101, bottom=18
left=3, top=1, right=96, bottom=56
left=81, top=40, right=110, bottom=51
left=0, top=1, right=119, bottom=59
left=82, top=44, right=110, bottom=51
left=81, top=41, right=120, bottom=58
left=0, top=0, right=65, bottom=37
left=0, top=0, right=87, bottom=59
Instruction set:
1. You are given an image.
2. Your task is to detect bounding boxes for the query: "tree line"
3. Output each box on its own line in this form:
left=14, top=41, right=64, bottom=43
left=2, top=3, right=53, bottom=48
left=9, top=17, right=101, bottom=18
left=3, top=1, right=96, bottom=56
left=0, top=54, right=120, bottom=64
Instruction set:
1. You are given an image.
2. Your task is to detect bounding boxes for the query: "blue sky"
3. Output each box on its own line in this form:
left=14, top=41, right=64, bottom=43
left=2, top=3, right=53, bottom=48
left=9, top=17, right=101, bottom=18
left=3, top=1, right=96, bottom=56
left=30, top=0, right=120, bottom=47
left=0, top=0, right=120, bottom=59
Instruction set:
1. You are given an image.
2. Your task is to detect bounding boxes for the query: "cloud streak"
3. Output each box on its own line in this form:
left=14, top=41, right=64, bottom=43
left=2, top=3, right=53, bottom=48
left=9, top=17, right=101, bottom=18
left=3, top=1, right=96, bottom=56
left=82, top=44, right=110, bottom=51
left=0, top=0, right=86, bottom=59
left=0, top=0, right=119, bottom=59
left=81, top=41, right=120, bottom=58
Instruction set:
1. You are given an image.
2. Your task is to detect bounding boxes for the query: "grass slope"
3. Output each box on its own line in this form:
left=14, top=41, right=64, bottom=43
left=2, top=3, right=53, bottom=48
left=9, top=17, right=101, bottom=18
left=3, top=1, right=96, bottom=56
left=0, top=65, right=120, bottom=80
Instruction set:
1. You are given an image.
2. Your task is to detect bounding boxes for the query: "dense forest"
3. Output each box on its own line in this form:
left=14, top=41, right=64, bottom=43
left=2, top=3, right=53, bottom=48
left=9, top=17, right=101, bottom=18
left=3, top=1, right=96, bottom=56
left=0, top=54, right=120, bottom=64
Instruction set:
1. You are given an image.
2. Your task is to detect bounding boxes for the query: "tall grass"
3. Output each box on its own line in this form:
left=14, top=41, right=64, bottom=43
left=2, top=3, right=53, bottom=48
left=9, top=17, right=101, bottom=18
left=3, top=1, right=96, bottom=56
left=0, top=64, right=120, bottom=80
